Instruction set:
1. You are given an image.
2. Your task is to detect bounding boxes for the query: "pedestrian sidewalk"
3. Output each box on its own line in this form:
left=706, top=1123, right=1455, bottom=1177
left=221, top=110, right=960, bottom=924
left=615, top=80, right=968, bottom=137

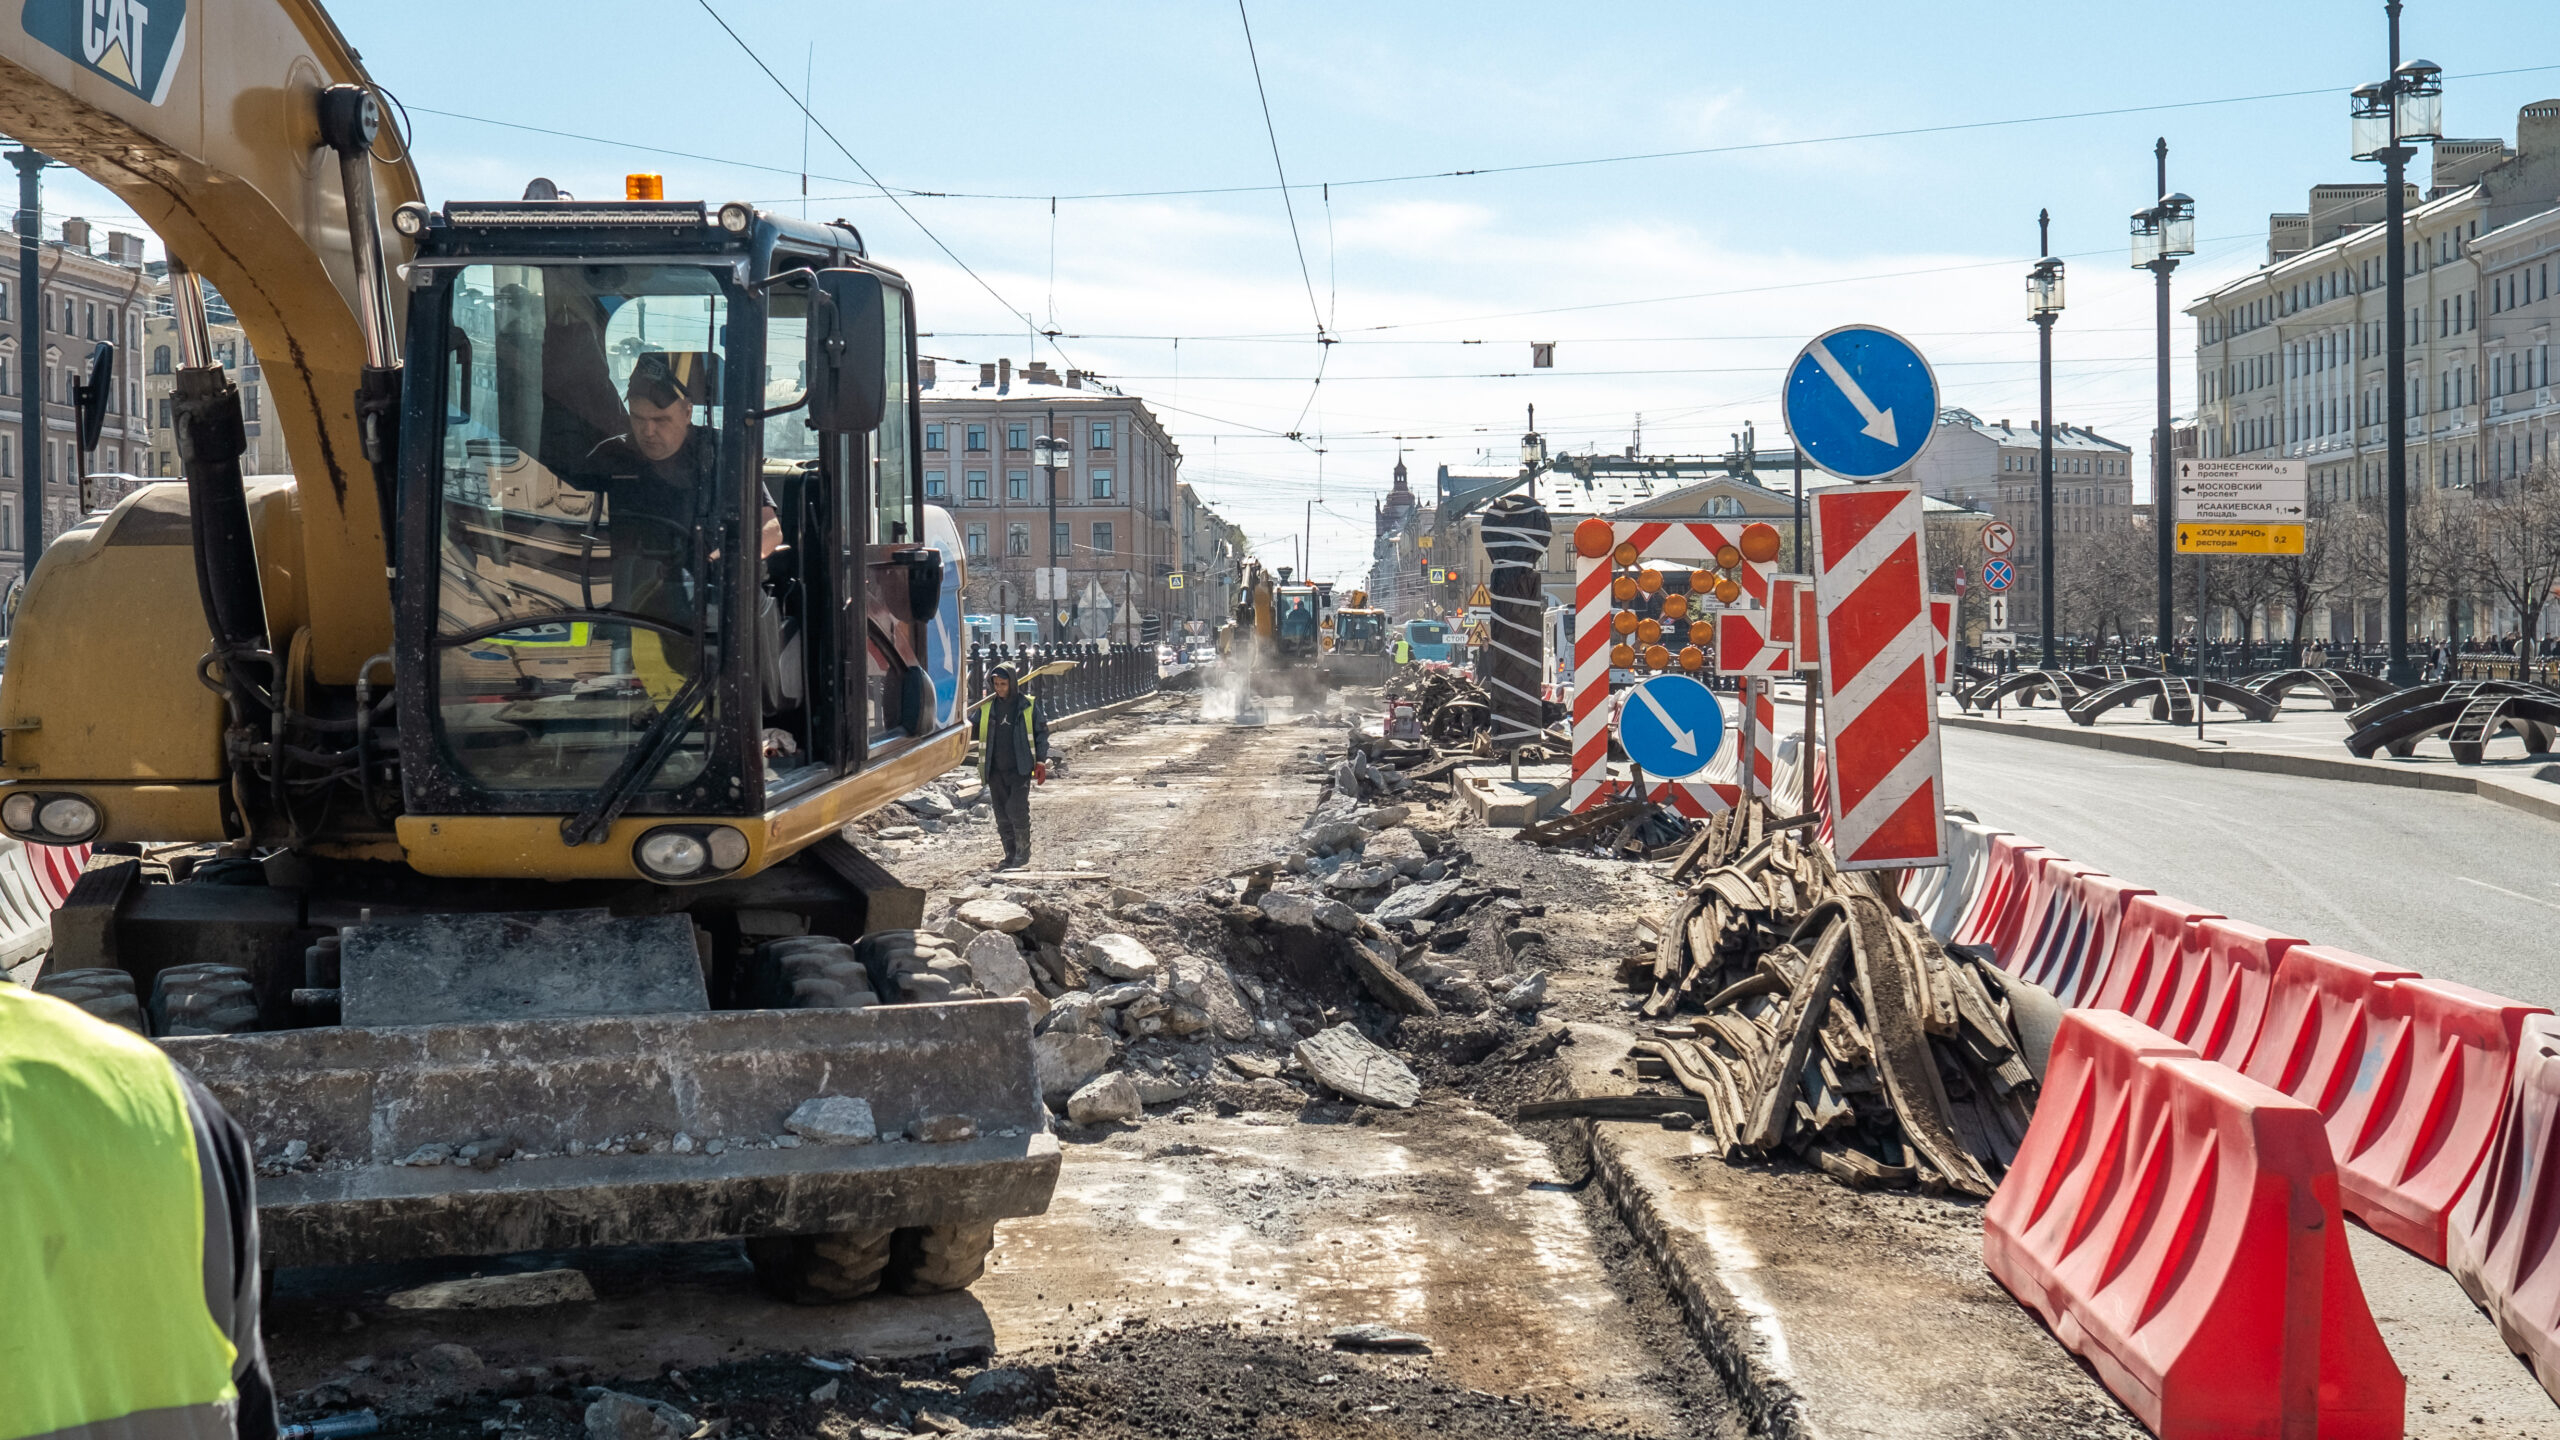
left=1937, top=689, right=2560, bottom=825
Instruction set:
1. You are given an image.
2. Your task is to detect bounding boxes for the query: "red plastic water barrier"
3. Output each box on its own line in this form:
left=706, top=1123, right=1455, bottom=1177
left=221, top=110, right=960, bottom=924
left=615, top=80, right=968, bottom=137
left=2090, top=892, right=2223, bottom=1027
left=2041, top=870, right=2156, bottom=1009
left=2239, top=945, right=2423, bottom=1115
left=2317, top=977, right=2547, bottom=1265
left=2446, top=1013, right=2560, bottom=1407
left=1997, top=855, right=2095, bottom=978
left=1952, top=834, right=2049, bottom=952
left=2165, top=918, right=2303, bottom=1071
left=1985, top=1010, right=2404, bottom=1440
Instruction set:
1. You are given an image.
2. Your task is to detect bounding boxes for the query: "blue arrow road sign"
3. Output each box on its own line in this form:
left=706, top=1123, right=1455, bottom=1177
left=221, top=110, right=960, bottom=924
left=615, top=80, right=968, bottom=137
left=1616, top=674, right=1726, bottom=781
left=1782, top=324, right=1939, bottom=480
left=1985, top=559, right=2013, bottom=591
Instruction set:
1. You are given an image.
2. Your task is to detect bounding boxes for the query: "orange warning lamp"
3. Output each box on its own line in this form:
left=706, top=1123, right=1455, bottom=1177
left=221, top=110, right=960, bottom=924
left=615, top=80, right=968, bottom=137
left=1636, top=617, right=1663, bottom=645
left=626, top=173, right=665, bottom=200
left=1636, top=568, right=1663, bottom=594
left=1611, top=574, right=1639, bottom=603
left=1679, top=645, right=1705, bottom=672
left=1573, top=517, right=1616, bottom=559
left=1739, top=522, right=1782, bottom=564
left=1612, top=541, right=1640, bottom=568
left=1688, top=568, right=1714, bottom=594
left=1714, top=543, right=1743, bottom=571
left=1643, top=644, right=1671, bottom=670
left=1611, top=610, right=1640, bottom=635
left=1687, top=619, right=1714, bottom=646
left=1661, top=593, right=1689, bottom=620
left=1610, top=642, right=1636, bottom=668
left=1713, top=576, right=1742, bottom=604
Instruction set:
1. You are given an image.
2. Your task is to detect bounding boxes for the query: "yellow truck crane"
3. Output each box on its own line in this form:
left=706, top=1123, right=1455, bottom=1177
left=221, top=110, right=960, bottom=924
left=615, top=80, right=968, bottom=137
left=0, top=0, right=1052, bottom=1301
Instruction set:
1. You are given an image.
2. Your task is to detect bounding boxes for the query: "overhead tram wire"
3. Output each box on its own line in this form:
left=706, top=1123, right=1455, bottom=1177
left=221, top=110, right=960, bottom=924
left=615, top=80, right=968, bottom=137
left=1233, top=0, right=1333, bottom=452
left=690, top=0, right=1069, bottom=368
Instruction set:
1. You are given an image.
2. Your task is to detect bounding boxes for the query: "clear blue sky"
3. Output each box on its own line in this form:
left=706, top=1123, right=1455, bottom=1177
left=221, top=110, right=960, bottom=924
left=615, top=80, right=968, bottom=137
left=46, top=1, right=2560, bottom=580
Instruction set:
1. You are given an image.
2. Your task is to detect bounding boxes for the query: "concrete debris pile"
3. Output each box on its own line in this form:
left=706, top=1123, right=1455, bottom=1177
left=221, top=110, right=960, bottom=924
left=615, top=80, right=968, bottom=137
left=1619, top=799, right=2035, bottom=1197
left=1240, top=796, right=1550, bottom=1026
left=847, top=773, right=993, bottom=846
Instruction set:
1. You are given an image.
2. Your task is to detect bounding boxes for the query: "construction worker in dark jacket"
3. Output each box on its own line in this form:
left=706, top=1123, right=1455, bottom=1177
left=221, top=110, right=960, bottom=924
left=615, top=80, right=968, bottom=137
left=974, top=665, right=1050, bottom=872
left=1, top=983, right=277, bottom=1440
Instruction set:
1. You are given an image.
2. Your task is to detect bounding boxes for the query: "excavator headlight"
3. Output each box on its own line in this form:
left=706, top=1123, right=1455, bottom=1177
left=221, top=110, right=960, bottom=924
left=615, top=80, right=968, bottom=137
left=4, top=791, right=100, bottom=843
left=705, top=826, right=749, bottom=870
left=635, top=829, right=710, bottom=880
left=717, top=202, right=754, bottom=235
left=392, top=202, right=431, bottom=237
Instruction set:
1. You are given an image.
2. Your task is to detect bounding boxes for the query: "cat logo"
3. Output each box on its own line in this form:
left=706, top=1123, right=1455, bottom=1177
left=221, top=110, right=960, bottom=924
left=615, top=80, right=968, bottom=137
left=24, top=0, right=188, bottom=106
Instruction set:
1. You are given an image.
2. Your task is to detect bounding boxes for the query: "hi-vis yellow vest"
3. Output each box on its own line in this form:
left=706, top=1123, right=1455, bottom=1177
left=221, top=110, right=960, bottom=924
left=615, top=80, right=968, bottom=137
left=0, top=986, right=237, bottom=1440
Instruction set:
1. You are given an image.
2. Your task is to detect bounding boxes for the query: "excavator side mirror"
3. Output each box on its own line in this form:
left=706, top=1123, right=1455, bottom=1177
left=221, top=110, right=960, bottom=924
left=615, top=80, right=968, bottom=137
left=806, top=268, right=886, bottom=435
left=73, top=343, right=115, bottom=453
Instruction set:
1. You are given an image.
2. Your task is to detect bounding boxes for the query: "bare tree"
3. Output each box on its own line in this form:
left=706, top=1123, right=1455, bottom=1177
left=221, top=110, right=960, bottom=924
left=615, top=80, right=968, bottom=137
left=2267, top=505, right=2344, bottom=663
left=2056, top=520, right=2156, bottom=651
left=2466, top=457, right=2560, bottom=659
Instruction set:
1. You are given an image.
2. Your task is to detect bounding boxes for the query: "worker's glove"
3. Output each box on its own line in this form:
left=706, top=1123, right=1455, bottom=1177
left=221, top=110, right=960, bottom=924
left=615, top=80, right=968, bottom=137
left=1034, top=761, right=1050, bottom=785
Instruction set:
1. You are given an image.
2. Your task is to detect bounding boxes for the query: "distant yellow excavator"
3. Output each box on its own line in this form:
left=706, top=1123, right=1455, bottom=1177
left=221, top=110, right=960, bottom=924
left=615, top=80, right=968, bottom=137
left=0, top=0, right=1051, bottom=1301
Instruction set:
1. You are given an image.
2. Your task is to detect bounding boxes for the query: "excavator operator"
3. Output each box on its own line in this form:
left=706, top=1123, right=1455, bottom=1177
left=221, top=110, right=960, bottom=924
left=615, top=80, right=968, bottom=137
left=581, top=351, right=719, bottom=636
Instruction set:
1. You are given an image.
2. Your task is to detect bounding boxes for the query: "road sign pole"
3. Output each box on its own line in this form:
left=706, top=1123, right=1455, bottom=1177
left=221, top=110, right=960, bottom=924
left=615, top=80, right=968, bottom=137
left=2196, top=547, right=2208, bottom=741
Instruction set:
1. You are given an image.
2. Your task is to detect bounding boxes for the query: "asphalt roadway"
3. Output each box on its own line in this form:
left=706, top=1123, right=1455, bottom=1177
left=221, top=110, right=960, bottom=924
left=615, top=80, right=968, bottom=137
left=1941, top=726, right=2560, bottom=1012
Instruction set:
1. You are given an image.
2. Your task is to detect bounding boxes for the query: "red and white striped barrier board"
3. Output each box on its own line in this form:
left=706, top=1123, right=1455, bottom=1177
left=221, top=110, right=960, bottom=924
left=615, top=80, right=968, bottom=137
left=1714, top=608, right=1792, bottom=676
left=25, top=841, right=88, bottom=908
left=1567, top=519, right=1775, bottom=817
left=1749, top=679, right=1778, bottom=799
left=1794, top=580, right=1821, bottom=672
left=1811, top=482, right=1945, bottom=869
left=1929, top=594, right=1955, bottom=688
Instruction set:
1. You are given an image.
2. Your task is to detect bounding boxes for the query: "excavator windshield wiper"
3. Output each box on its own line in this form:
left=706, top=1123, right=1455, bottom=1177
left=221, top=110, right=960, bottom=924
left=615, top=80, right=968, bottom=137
left=558, top=667, right=713, bottom=846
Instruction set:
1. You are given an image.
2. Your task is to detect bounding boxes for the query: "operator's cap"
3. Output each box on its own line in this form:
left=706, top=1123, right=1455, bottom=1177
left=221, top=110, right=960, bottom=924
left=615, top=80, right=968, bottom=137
left=989, top=663, right=1019, bottom=683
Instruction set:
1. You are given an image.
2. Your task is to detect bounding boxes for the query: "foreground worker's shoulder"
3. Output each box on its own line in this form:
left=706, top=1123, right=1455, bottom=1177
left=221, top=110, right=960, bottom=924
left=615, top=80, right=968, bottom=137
left=0, top=978, right=166, bottom=1063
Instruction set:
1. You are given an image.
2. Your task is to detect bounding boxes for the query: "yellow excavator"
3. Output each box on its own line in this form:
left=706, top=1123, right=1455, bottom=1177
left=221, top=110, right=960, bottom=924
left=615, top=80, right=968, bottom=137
left=0, top=1, right=1052, bottom=1300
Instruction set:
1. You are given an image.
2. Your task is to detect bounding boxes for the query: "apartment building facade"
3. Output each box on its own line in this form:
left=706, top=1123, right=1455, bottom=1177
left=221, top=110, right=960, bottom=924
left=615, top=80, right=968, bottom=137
left=140, top=278, right=284, bottom=484
left=0, top=217, right=155, bottom=589
left=919, top=358, right=1184, bottom=644
left=2186, top=98, right=2560, bottom=640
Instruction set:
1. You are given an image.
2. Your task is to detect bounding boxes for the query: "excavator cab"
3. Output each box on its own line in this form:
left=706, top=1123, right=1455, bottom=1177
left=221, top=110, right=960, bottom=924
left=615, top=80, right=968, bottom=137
left=390, top=201, right=958, bottom=879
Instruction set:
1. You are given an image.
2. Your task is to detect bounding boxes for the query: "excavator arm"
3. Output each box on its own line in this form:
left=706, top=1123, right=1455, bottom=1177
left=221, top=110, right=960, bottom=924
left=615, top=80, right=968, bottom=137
left=0, top=0, right=421, bottom=682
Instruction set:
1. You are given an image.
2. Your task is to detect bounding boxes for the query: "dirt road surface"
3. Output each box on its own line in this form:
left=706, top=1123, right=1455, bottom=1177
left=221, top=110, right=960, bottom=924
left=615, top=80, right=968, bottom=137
left=265, top=687, right=1741, bottom=1439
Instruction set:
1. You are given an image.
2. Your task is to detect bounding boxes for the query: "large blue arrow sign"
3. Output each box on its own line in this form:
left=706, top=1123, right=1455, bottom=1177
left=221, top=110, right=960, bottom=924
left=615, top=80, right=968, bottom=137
left=1783, top=324, right=1939, bottom=480
left=1617, top=674, right=1726, bottom=781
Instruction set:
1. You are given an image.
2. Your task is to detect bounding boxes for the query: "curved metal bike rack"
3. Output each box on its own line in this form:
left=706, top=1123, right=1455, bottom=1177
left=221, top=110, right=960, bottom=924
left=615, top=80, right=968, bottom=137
left=2065, top=675, right=2278, bottom=727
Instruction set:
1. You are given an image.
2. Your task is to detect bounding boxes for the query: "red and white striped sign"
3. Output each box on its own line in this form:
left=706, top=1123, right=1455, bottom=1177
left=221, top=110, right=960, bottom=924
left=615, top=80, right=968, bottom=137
left=1714, top=608, right=1793, bottom=676
left=1811, top=483, right=1945, bottom=870
left=1929, top=594, right=1955, bottom=688
left=1748, top=679, right=1778, bottom=799
left=1794, top=581, right=1821, bottom=672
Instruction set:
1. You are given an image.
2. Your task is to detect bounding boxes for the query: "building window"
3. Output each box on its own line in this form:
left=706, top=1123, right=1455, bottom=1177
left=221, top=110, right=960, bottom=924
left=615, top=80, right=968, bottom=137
left=83, top=302, right=95, bottom=339
left=1090, top=467, right=1114, bottom=500
left=925, top=468, right=947, bottom=498
left=1007, top=422, right=1028, bottom=450
left=965, top=423, right=987, bottom=451
left=965, top=468, right=989, bottom=500
left=1089, top=420, right=1112, bottom=451
left=1053, top=521, right=1069, bottom=556
left=1008, top=468, right=1030, bottom=501
left=1008, top=522, right=1030, bottom=555
left=965, top=523, right=987, bottom=557
left=151, top=345, right=171, bottom=375
left=1093, top=522, right=1114, bottom=556
left=924, top=422, right=945, bottom=451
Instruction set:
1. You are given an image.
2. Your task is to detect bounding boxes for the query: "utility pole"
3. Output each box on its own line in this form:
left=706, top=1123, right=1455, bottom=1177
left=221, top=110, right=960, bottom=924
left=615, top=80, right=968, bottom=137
left=10, top=149, right=45, bottom=593
left=2131, top=142, right=2193, bottom=665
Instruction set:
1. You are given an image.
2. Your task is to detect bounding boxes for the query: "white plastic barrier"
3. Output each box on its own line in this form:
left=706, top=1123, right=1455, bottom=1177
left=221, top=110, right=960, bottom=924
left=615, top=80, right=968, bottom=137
left=0, top=838, right=88, bottom=984
left=1928, top=816, right=2008, bottom=943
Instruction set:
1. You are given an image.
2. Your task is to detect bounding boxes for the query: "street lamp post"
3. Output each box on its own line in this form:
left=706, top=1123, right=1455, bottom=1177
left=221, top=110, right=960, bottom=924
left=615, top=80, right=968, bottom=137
left=2029, top=210, right=2066, bottom=668
left=2130, top=144, right=2195, bottom=666
left=1036, top=423, right=1069, bottom=643
left=2352, top=1, right=2443, bottom=684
